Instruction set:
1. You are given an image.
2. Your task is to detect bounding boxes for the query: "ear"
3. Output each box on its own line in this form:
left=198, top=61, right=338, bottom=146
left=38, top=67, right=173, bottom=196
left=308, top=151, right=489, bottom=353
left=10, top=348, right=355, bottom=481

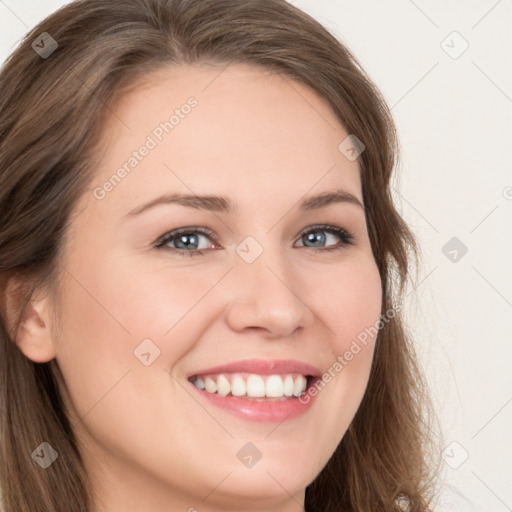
left=3, top=275, right=57, bottom=363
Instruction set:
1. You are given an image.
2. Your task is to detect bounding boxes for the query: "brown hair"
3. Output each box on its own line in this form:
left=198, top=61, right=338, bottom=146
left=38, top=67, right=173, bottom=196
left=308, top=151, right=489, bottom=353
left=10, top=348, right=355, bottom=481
left=0, top=0, right=441, bottom=510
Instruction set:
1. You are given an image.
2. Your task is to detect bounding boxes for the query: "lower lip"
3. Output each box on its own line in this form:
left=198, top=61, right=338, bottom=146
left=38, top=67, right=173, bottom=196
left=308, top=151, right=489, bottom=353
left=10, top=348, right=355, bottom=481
left=188, top=378, right=319, bottom=422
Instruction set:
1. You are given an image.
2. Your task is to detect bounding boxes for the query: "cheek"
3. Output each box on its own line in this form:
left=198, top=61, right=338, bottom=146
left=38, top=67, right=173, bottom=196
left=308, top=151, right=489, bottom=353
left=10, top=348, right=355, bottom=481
left=308, top=254, right=383, bottom=355
left=304, top=254, right=382, bottom=405
left=54, top=255, right=225, bottom=380
left=56, top=265, right=213, bottom=356
left=51, top=255, right=225, bottom=461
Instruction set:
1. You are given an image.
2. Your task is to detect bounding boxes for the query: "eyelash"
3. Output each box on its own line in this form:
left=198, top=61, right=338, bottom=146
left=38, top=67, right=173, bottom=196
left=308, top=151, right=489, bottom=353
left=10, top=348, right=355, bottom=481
left=154, top=224, right=355, bottom=257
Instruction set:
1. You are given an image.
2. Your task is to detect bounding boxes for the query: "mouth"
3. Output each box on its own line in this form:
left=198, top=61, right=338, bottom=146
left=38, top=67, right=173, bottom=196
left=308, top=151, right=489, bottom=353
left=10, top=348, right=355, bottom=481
left=188, top=372, right=315, bottom=401
left=185, top=359, right=322, bottom=422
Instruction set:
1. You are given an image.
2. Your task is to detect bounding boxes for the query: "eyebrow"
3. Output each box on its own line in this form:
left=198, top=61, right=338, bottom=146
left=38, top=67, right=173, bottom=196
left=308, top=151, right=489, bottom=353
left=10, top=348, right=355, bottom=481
left=125, top=188, right=364, bottom=217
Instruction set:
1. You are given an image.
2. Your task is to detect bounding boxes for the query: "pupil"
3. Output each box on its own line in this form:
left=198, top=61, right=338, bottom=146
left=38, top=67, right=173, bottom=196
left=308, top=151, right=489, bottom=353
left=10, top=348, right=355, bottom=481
left=305, top=231, right=325, bottom=247
left=176, top=234, right=197, bottom=249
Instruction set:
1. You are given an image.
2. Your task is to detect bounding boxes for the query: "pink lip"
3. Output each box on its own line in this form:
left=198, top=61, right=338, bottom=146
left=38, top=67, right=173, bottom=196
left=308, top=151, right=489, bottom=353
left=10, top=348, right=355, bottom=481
left=187, top=358, right=322, bottom=378
left=185, top=358, right=322, bottom=423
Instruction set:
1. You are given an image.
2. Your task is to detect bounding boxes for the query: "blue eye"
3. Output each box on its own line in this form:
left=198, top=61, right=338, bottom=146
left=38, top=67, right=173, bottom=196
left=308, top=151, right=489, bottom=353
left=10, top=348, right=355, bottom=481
left=296, top=224, right=355, bottom=251
left=154, top=227, right=218, bottom=256
left=154, top=224, right=355, bottom=257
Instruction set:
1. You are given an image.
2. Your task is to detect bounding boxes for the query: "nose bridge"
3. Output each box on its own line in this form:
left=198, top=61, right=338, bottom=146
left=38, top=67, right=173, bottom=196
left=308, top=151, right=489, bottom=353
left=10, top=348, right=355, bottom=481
left=225, top=234, right=313, bottom=336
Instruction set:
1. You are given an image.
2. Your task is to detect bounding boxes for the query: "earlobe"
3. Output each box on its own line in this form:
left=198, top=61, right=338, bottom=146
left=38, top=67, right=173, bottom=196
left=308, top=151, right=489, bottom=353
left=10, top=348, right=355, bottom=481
left=3, top=276, right=57, bottom=363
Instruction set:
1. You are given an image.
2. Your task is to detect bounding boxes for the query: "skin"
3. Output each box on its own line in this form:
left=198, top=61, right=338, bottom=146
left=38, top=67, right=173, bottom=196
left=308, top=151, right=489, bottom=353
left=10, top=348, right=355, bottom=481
left=17, top=63, right=382, bottom=512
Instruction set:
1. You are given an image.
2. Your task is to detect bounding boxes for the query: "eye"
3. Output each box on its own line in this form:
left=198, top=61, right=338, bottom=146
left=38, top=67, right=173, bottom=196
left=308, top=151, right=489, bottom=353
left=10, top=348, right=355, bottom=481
left=154, top=226, right=219, bottom=256
left=154, top=224, right=355, bottom=256
left=295, top=224, right=355, bottom=252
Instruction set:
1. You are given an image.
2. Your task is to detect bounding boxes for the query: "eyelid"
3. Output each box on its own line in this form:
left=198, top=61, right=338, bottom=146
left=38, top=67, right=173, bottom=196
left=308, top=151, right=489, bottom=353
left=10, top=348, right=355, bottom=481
left=154, top=224, right=355, bottom=254
left=154, top=226, right=219, bottom=249
left=295, top=224, right=354, bottom=247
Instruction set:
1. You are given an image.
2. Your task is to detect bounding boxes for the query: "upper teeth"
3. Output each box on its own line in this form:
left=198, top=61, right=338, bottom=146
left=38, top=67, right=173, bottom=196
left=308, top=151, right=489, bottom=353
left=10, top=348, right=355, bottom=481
left=191, top=373, right=308, bottom=398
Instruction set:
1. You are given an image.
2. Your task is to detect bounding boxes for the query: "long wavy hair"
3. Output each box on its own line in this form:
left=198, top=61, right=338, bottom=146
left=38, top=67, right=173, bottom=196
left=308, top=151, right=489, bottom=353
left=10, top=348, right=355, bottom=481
left=0, top=0, right=441, bottom=510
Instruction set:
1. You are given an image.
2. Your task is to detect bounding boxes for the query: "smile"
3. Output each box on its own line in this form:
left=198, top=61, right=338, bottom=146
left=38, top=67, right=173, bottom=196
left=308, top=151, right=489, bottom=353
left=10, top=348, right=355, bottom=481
left=189, top=372, right=310, bottom=400
left=185, top=359, right=322, bottom=422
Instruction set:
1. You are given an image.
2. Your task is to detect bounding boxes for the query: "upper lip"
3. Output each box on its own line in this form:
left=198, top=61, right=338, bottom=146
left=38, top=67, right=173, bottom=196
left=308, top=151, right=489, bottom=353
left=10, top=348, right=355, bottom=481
left=187, top=358, right=322, bottom=378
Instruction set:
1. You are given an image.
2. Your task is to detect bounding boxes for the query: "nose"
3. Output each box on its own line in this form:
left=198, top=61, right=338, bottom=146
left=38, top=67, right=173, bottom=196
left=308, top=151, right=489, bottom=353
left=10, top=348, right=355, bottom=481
left=224, top=245, right=314, bottom=339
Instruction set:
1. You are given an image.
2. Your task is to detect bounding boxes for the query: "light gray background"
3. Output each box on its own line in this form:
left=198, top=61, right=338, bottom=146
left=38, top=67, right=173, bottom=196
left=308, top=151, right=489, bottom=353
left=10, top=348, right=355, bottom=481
left=1, top=1, right=511, bottom=510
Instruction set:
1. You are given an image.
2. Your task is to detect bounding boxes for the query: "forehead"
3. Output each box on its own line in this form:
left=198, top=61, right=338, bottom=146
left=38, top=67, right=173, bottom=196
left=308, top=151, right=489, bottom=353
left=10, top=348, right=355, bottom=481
left=85, top=63, right=362, bottom=217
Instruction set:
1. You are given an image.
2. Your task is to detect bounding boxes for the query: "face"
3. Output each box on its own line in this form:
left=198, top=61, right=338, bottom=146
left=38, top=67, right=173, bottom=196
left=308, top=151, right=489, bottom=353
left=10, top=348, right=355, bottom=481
left=41, top=64, right=382, bottom=511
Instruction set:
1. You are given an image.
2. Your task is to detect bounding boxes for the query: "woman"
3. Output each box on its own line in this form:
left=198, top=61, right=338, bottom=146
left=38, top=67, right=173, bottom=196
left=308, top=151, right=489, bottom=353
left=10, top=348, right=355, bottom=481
left=0, top=0, right=441, bottom=511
